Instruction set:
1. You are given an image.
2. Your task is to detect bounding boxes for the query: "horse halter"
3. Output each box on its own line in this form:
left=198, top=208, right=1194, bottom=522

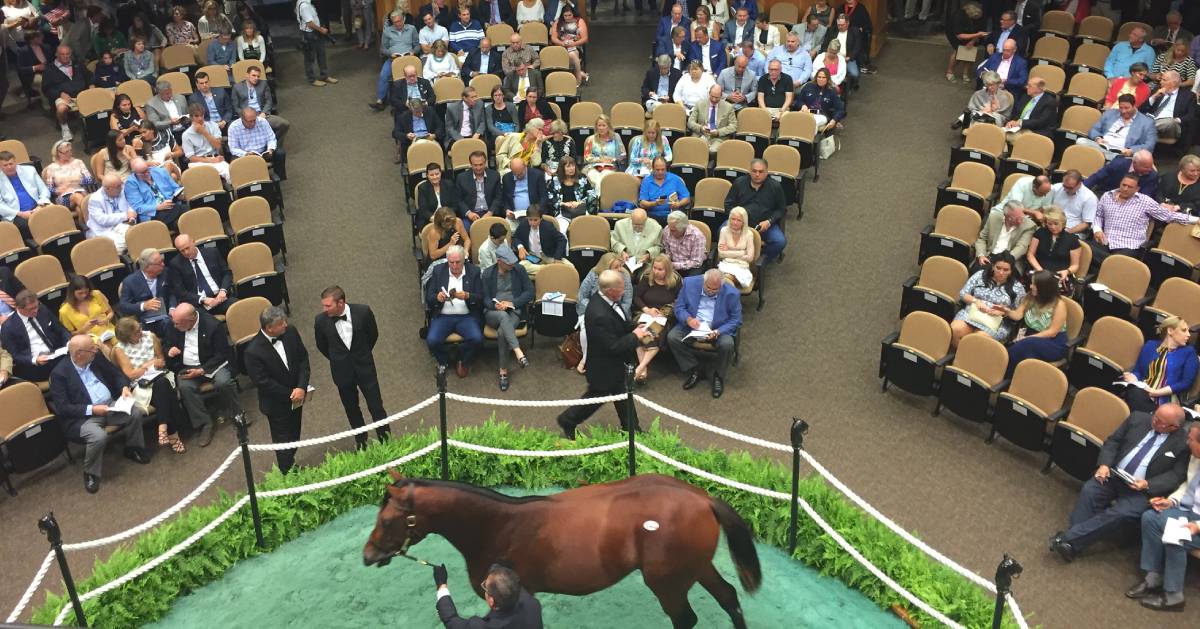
left=381, top=483, right=429, bottom=567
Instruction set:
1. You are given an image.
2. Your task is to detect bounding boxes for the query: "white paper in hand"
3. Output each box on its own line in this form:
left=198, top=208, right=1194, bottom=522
left=109, top=396, right=135, bottom=415
left=625, top=258, right=643, bottom=274
left=638, top=313, right=667, bottom=326
left=49, top=346, right=69, bottom=359
left=1162, top=516, right=1193, bottom=546
left=684, top=322, right=713, bottom=340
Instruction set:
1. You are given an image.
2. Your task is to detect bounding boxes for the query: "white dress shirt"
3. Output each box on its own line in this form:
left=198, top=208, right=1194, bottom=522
left=441, top=270, right=469, bottom=315
left=182, top=321, right=201, bottom=366
left=334, top=305, right=353, bottom=349
left=264, top=330, right=289, bottom=369
left=22, top=314, right=51, bottom=357
left=185, top=252, right=218, bottom=300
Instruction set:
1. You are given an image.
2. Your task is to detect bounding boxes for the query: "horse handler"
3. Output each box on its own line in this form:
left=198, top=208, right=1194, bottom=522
left=433, top=562, right=544, bottom=628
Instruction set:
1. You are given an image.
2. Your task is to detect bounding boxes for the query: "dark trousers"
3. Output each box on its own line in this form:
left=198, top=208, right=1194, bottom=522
left=1086, top=239, right=1140, bottom=267
left=266, top=148, right=287, bottom=180
left=299, top=32, right=329, bottom=82
left=10, top=215, right=32, bottom=241
left=1062, top=477, right=1148, bottom=550
left=336, top=375, right=390, bottom=442
left=13, top=356, right=59, bottom=382
left=266, top=408, right=304, bottom=474
left=1123, top=387, right=1159, bottom=414
left=556, top=384, right=636, bottom=431
left=148, top=377, right=186, bottom=434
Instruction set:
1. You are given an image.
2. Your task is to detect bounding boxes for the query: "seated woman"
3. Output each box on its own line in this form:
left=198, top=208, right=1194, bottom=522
left=425, top=206, right=471, bottom=263
left=516, top=87, right=557, bottom=126
left=1104, top=62, right=1150, bottom=108
left=496, top=119, right=545, bottom=176
left=575, top=252, right=633, bottom=374
left=237, top=21, right=268, bottom=64
left=423, top=40, right=460, bottom=81
left=93, top=17, right=129, bottom=58
left=550, top=6, right=589, bottom=85
left=1025, top=206, right=1080, bottom=292
left=132, top=120, right=183, bottom=180
left=547, top=156, right=596, bottom=227
left=123, top=37, right=157, bottom=86
left=1150, top=41, right=1196, bottom=90
left=92, top=50, right=129, bottom=89
left=416, top=162, right=459, bottom=227
left=626, top=120, right=672, bottom=178
left=485, top=85, right=518, bottom=144
left=582, top=114, right=626, bottom=189
left=112, top=317, right=187, bottom=453
left=165, top=6, right=200, bottom=46
left=949, top=251, right=1025, bottom=348
left=1002, top=270, right=1068, bottom=378
left=672, top=60, right=716, bottom=113
left=1120, top=315, right=1199, bottom=413
left=818, top=41, right=848, bottom=89
left=94, top=130, right=135, bottom=180
left=198, top=1, right=233, bottom=40
left=41, top=140, right=93, bottom=217
left=128, top=13, right=166, bottom=65
left=632, top=253, right=681, bottom=384
left=58, top=274, right=116, bottom=356
left=1158, top=154, right=1200, bottom=214
left=109, top=94, right=145, bottom=142
left=540, top=119, right=574, bottom=177
left=716, top=206, right=756, bottom=289
left=953, top=70, right=1012, bottom=130
left=796, top=67, right=844, bottom=134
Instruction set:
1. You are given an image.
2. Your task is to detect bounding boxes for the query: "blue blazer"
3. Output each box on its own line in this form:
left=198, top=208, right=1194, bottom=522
left=0, top=308, right=71, bottom=368
left=1132, top=341, right=1199, bottom=402
left=686, top=40, right=727, bottom=76
left=1087, top=109, right=1158, bottom=155
left=481, top=263, right=534, bottom=315
left=655, top=16, right=691, bottom=51
left=673, top=275, right=742, bottom=337
left=1083, top=157, right=1158, bottom=198
left=501, top=167, right=549, bottom=214
left=49, top=353, right=130, bottom=439
left=727, top=0, right=757, bottom=20
left=424, top=262, right=484, bottom=319
left=977, top=53, right=1028, bottom=93
left=123, top=167, right=184, bottom=222
left=188, top=89, right=234, bottom=126
left=116, top=271, right=177, bottom=326
left=512, top=217, right=566, bottom=259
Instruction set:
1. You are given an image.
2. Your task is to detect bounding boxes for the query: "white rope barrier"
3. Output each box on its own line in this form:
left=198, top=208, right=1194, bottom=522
left=634, top=396, right=792, bottom=453
left=6, top=550, right=54, bottom=624
left=447, top=439, right=628, bottom=457
left=634, top=443, right=967, bottom=629
left=257, top=443, right=440, bottom=498
left=444, top=392, right=627, bottom=407
left=248, top=395, right=439, bottom=452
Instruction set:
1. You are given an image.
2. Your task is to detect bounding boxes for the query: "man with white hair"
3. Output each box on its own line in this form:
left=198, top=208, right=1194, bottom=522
left=641, top=55, right=682, bottom=112
left=164, top=301, right=241, bottom=447
left=144, top=80, right=189, bottom=139
left=85, top=173, right=136, bottom=252
left=123, top=157, right=186, bottom=229
left=117, top=248, right=175, bottom=337
left=41, top=45, right=87, bottom=141
left=611, top=208, right=663, bottom=269
left=1149, top=11, right=1191, bottom=52
left=169, top=234, right=235, bottom=315
left=1104, top=26, right=1156, bottom=80
left=243, top=305, right=310, bottom=473
left=1139, top=70, right=1195, bottom=141
left=660, top=210, right=707, bottom=277
left=50, top=334, right=147, bottom=494
left=667, top=268, right=742, bottom=399
left=425, top=245, right=483, bottom=378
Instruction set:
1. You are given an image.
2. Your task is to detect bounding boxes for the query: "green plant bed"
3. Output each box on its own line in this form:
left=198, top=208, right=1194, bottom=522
left=30, top=420, right=1021, bottom=628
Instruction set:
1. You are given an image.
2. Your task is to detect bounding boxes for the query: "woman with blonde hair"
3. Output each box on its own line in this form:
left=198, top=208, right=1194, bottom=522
left=574, top=252, right=632, bottom=374
left=112, top=317, right=187, bottom=453
left=198, top=1, right=234, bottom=39
left=626, top=120, right=672, bottom=177
left=632, top=254, right=681, bottom=383
left=582, top=114, right=625, bottom=189
left=1121, top=315, right=1199, bottom=412
left=425, top=206, right=471, bottom=262
left=1026, top=206, right=1080, bottom=292
left=423, top=39, right=460, bottom=80
left=41, top=140, right=93, bottom=216
left=717, top=206, right=755, bottom=288
left=541, top=118, right=574, bottom=177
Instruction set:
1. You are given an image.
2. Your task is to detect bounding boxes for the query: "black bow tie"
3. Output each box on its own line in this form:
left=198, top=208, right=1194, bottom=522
left=332, top=315, right=347, bottom=322
left=270, top=336, right=282, bottom=344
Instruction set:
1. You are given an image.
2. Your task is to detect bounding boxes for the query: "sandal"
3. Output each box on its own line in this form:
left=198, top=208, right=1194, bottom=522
left=158, top=425, right=170, bottom=446
left=168, top=434, right=186, bottom=454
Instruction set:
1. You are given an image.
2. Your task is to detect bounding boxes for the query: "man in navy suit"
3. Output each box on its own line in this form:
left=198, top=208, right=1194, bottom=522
left=656, top=26, right=690, bottom=72
left=0, top=290, right=71, bottom=382
left=425, top=246, right=483, bottom=378
left=686, top=25, right=726, bottom=78
left=460, top=37, right=504, bottom=83
left=655, top=3, right=691, bottom=52
left=667, top=270, right=742, bottom=399
left=188, top=71, right=234, bottom=131
left=169, top=234, right=236, bottom=316
left=501, top=159, right=547, bottom=220
left=976, top=38, right=1027, bottom=96
left=511, top=204, right=565, bottom=278
left=985, top=11, right=1028, bottom=57
left=117, top=248, right=176, bottom=338
left=49, top=335, right=148, bottom=494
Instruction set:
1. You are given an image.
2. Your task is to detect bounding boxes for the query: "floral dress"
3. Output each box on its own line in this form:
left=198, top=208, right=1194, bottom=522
left=625, top=135, right=673, bottom=177
left=547, top=175, right=596, bottom=220
left=165, top=20, right=199, bottom=45
left=582, top=134, right=625, bottom=186
left=952, top=270, right=1026, bottom=341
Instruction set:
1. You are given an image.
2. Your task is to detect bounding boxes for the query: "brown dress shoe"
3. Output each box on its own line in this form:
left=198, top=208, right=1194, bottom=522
left=455, top=362, right=469, bottom=378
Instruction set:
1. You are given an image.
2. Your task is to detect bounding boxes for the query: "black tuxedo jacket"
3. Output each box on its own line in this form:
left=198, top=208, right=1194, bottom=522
left=49, top=353, right=130, bottom=438
left=164, top=309, right=233, bottom=373
left=436, top=588, right=543, bottom=628
left=0, top=308, right=70, bottom=367
left=313, top=303, right=379, bottom=388
left=460, top=48, right=504, bottom=82
left=454, top=169, right=504, bottom=219
left=169, top=249, right=234, bottom=308
left=582, top=295, right=639, bottom=391
left=243, top=326, right=311, bottom=418
left=1097, top=411, right=1191, bottom=497
left=1013, top=92, right=1058, bottom=136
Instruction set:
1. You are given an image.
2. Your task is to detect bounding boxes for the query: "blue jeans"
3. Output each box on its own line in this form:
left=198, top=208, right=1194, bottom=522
left=1140, top=507, right=1200, bottom=593
left=426, top=314, right=483, bottom=365
left=847, top=60, right=860, bottom=82
left=377, top=59, right=393, bottom=102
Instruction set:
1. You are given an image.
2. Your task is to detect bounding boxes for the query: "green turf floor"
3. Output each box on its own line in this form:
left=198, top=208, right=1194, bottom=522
left=149, top=490, right=904, bottom=628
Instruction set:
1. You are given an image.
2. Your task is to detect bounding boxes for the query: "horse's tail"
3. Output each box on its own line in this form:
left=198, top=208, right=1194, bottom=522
left=709, top=496, right=762, bottom=593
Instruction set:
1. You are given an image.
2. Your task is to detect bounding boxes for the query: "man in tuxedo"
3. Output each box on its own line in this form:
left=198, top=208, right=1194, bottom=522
left=432, top=563, right=543, bottom=628
left=687, top=24, right=726, bottom=78
left=231, top=66, right=290, bottom=142
left=244, top=306, right=310, bottom=473
left=454, top=151, right=503, bottom=230
left=1139, top=70, right=1196, bottom=142
left=50, top=335, right=148, bottom=494
left=169, top=234, right=236, bottom=316
left=460, top=37, right=503, bottom=83
left=1049, top=404, right=1190, bottom=562
left=1003, top=77, right=1058, bottom=138
left=556, top=269, right=650, bottom=439
left=641, top=56, right=683, bottom=111
left=444, top=86, right=486, bottom=147
left=501, top=159, right=547, bottom=221
left=687, top=84, right=736, bottom=155
left=511, top=204, right=564, bottom=278
left=0, top=289, right=70, bottom=382
left=667, top=269, right=742, bottom=399
left=425, top=246, right=483, bottom=378
left=189, top=71, right=233, bottom=131
left=165, top=303, right=241, bottom=447
left=117, top=248, right=175, bottom=338
left=314, top=286, right=390, bottom=449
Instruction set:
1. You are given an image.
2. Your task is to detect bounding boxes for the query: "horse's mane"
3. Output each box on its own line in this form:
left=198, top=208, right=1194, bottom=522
left=395, top=478, right=550, bottom=505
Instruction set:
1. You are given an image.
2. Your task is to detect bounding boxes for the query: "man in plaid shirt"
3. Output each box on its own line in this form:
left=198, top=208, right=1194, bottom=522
left=1091, top=173, right=1198, bottom=263
left=661, top=210, right=707, bottom=277
left=228, top=107, right=287, bottom=180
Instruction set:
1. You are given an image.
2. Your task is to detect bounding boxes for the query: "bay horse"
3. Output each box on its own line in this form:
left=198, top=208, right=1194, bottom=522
left=363, top=471, right=762, bottom=628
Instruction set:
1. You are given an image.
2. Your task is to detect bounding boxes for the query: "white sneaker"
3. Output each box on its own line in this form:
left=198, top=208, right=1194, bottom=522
left=60, top=125, right=73, bottom=141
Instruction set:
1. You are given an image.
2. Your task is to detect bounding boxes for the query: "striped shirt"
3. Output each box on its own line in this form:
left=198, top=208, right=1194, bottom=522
left=448, top=20, right=483, bottom=52
left=661, top=224, right=707, bottom=271
left=227, top=118, right=277, bottom=156
left=1093, top=190, right=1198, bottom=250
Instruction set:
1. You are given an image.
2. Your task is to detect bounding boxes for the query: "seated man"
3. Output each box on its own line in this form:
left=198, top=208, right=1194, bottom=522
left=1139, top=70, right=1196, bottom=142
left=418, top=11, right=450, bottom=55
left=0, top=149, right=51, bottom=239
left=637, top=157, right=691, bottom=221
left=396, top=99, right=445, bottom=160
left=189, top=72, right=234, bottom=132
left=756, top=60, right=794, bottom=120
left=992, top=173, right=1053, bottom=216
left=433, top=563, right=543, bottom=627
left=1090, top=173, right=1198, bottom=263
left=973, top=201, right=1036, bottom=268
left=1149, top=11, right=1192, bottom=53
left=117, top=248, right=175, bottom=338
left=170, top=234, right=236, bottom=316
left=724, top=158, right=786, bottom=262
left=1049, top=404, right=1190, bottom=562
left=206, top=29, right=238, bottom=75
left=983, top=10, right=1026, bottom=58
left=501, top=158, right=548, bottom=221
left=611, top=208, right=663, bottom=271
left=661, top=210, right=706, bottom=277
left=687, top=84, right=736, bottom=155
left=976, top=38, right=1027, bottom=96
left=795, top=14, right=826, bottom=59
left=686, top=24, right=726, bottom=79
left=656, top=26, right=689, bottom=73
left=164, top=302, right=241, bottom=447
left=1103, top=25, right=1156, bottom=80
left=1003, top=77, right=1058, bottom=138
left=228, top=107, right=287, bottom=180
left=460, top=36, right=503, bottom=83
left=454, top=150, right=503, bottom=230
left=231, top=66, right=290, bottom=141
left=733, top=40, right=767, bottom=78
left=123, top=158, right=186, bottom=229
left=387, top=64, right=437, bottom=117
left=448, top=6, right=483, bottom=54
left=765, top=32, right=812, bottom=86
left=372, top=12, right=420, bottom=111
left=512, top=204, right=565, bottom=278
left=424, top=245, right=483, bottom=378
left=443, top=86, right=485, bottom=147
left=476, top=221, right=509, bottom=270
left=501, top=65, right=544, bottom=103
left=41, top=45, right=87, bottom=142
left=500, top=34, right=540, bottom=78
left=667, top=268, right=742, bottom=399
left=145, top=81, right=190, bottom=141
left=1083, top=149, right=1157, bottom=197
left=642, top=55, right=683, bottom=112
left=1126, top=421, right=1200, bottom=612
left=717, top=53, right=758, bottom=112
left=1047, top=170, right=1097, bottom=236
left=656, top=4, right=691, bottom=55
left=1076, top=94, right=1157, bottom=160
left=49, top=334, right=148, bottom=494
left=85, top=173, right=137, bottom=253
left=723, top=7, right=753, bottom=51
left=181, top=104, right=231, bottom=182
left=0, top=289, right=70, bottom=382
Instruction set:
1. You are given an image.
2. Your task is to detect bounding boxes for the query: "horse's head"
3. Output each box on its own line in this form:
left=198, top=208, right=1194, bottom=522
left=363, top=469, right=431, bottom=567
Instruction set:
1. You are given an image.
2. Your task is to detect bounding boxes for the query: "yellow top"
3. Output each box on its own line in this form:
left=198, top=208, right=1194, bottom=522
left=58, top=290, right=116, bottom=343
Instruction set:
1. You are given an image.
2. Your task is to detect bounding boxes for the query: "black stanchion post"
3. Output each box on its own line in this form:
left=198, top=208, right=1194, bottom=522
left=38, top=513, right=87, bottom=627
left=235, top=416, right=266, bottom=549
left=437, top=365, right=449, bottom=480
left=625, top=364, right=637, bottom=477
left=787, top=418, right=809, bottom=555
left=991, top=554, right=1022, bottom=629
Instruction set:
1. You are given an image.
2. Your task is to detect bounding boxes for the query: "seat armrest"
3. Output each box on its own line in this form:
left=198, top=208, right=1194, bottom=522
left=920, top=223, right=934, bottom=236
left=1046, top=406, right=1070, bottom=423
left=881, top=331, right=900, bottom=346
left=988, top=378, right=1011, bottom=393
left=901, top=274, right=918, bottom=289
left=1134, top=293, right=1155, bottom=308
left=1066, top=333, right=1087, bottom=350
left=935, top=352, right=955, bottom=368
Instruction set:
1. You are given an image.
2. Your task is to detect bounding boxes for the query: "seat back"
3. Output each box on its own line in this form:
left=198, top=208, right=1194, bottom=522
left=1062, top=296, right=1084, bottom=341
left=1095, top=255, right=1150, bottom=303
left=161, top=44, right=197, bottom=73
left=231, top=59, right=265, bottom=84
left=950, top=333, right=1009, bottom=387
left=777, top=111, right=816, bottom=141
left=1009, top=133, right=1054, bottom=168
left=1083, top=316, right=1143, bottom=369
left=569, top=101, right=602, bottom=131
left=1149, top=277, right=1200, bottom=325
left=0, top=381, right=54, bottom=441
left=450, top=138, right=488, bottom=171
left=1039, top=10, right=1076, bottom=37
left=28, top=205, right=79, bottom=244
left=224, top=296, right=271, bottom=345
left=1007, top=359, right=1068, bottom=415
left=652, top=103, right=687, bottom=134
left=1071, top=43, right=1111, bottom=71
left=1066, top=387, right=1128, bottom=440
left=198, top=64, right=232, bottom=88
left=1076, top=240, right=1092, bottom=277
left=597, top=171, right=640, bottom=211
left=1063, top=74, right=1108, bottom=108
left=764, top=144, right=800, bottom=177
left=1116, top=22, right=1151, bottom=43
left=566, top=215, right=611, bottom=250
left=671, top=136, right=710, bottom=168
left=406, top=141, right=446, bottom=172
left=469, top=73, right=501, bottom=101
left=158, top=71, right=192, bottom=96
left=610, top=102, right=647, bottom=137
left=895, top=311, right=952, bottom=362
left=1030, top=35, right=1069, bottom=66
left=434, top=77, right=465, bottom=105
left=0, top=140, right=32, bottom=164
left=962, top=124, right=1007, bottom=158
left=932, top=205, right=982, bottom=244
left=182, top=164, right=225, bottom=198
left=229, top=196, right=273, bottom=233
left=534, top=262, right=580, bottom=301
left=736, top=107, right=773, bottom=138
left=545, top=71, right=578, bottom=98
left=0, top=221, right=32, bottom=263
left=391, top=55, right=424, bottom=80
left=693, top=177, right=731, bottom=210
left=230, top=154, right=272, bottom=188
left=177, top=206, right=227, bottom=245
left=116, top=80, right=153, bottom=108
left=485, top=23, right=515, bottom=50
left=689, top=219, right=712, bottom=255
left=227, top=241, right=275, bottom=284
left=768, top=3, right=799, bottom=24
left=950, top=162, right=996, bottom=197
left=1000, top=173, right=1027, bottom=200
left=69, top=237, right=122, bottom=275
left=1056, top=144, right=1105, bottom=178
left=77, top=88, right=115, bottom=117
left=540, top=46, right=571, bottom=72
left=125, top=220, right=174, bottom=258
left=1152, top=223, right=1200, bottom=267
left=520, top=21, right=549, bottom=47
left=715, top=139, right=754, bottom=169
left=1029, top=64, right=1065, bottom=94
left=917, top=256, right=969, bottom=300
left=15, top=255, right=68, bottom=296
left=1076, top=15, right=1114, bottom=44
